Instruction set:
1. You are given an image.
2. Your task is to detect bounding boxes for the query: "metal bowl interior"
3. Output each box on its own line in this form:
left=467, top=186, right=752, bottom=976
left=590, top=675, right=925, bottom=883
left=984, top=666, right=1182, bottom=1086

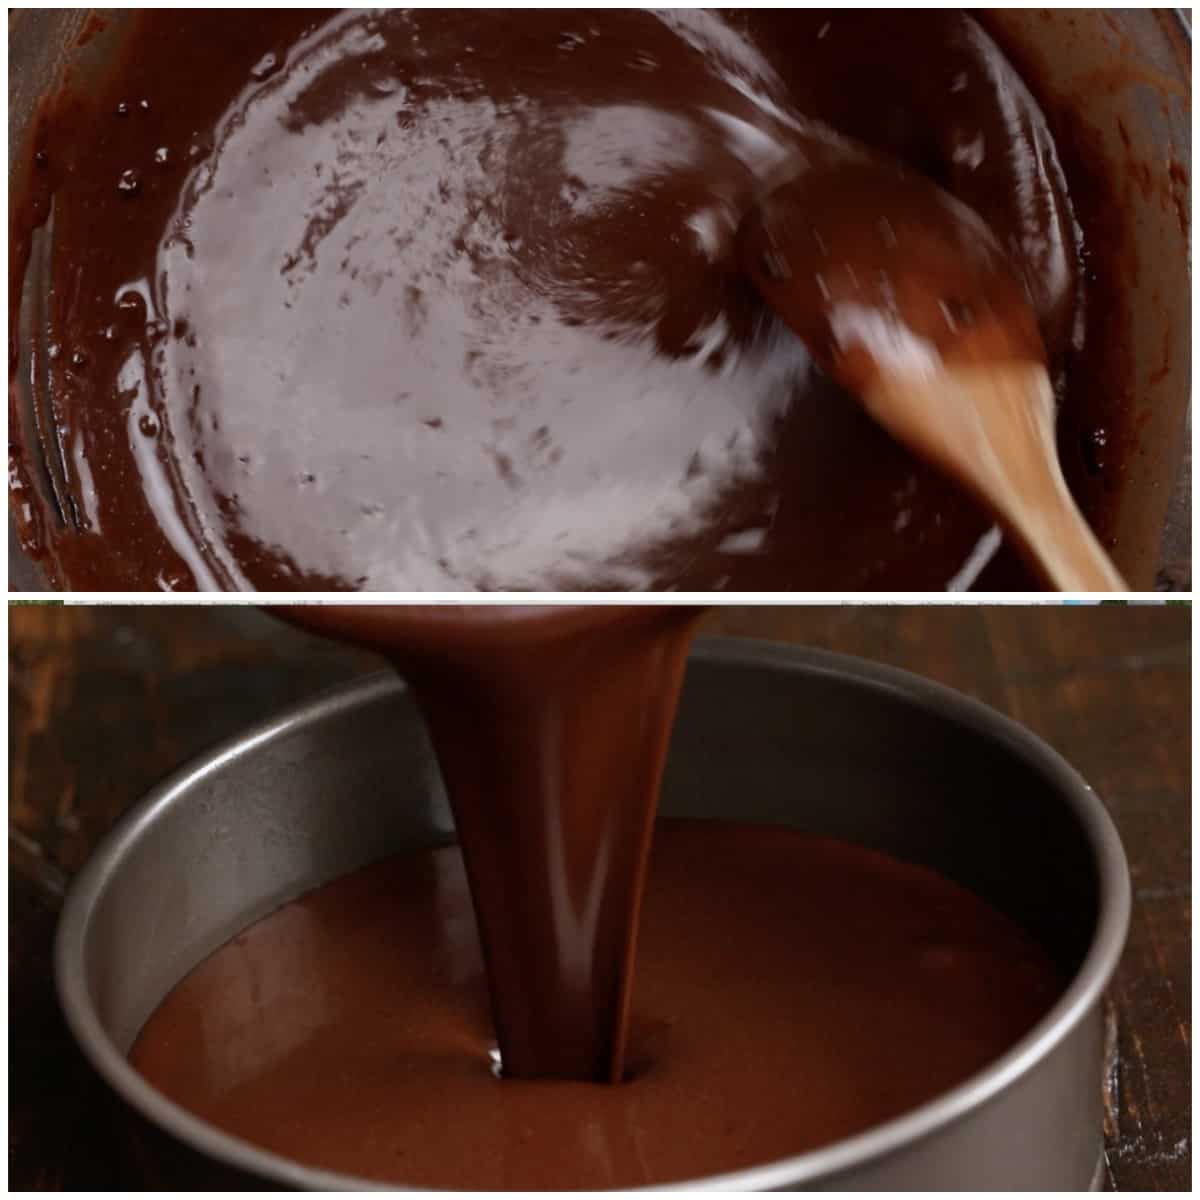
left=7, top=10, right=1191, bottom=591
left=55, top=640, right=1131, bottom=1190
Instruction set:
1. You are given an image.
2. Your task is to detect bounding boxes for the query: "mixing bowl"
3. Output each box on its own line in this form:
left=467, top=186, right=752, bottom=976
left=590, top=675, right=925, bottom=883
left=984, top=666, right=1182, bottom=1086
left=7, top=10, right=1191, bottom=591
left=55, top=638, right=1130, bottom=1188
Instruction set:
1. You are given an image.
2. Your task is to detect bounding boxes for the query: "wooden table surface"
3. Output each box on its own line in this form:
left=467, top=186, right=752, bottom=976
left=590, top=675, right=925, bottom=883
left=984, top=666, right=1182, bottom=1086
left=8, top=604, right=1191, bottom=1190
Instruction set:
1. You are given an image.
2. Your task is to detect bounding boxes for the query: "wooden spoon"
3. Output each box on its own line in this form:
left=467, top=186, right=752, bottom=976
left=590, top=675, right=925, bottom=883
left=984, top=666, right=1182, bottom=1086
left=739, top=159, right=1126, bottom=592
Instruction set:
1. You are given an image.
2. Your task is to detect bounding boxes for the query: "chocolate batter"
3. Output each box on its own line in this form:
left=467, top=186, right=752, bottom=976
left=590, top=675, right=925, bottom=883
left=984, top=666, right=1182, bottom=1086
left=285, top=603, right=702, bottom=1082
left=11, top=10, right=1113, bottom=591
left=130, top=824, right=1062, bottom=1189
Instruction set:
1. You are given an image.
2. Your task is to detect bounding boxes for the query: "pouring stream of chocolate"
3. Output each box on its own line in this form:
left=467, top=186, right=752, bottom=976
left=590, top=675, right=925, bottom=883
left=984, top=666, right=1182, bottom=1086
left=284, top=604, right=701, bottom=1081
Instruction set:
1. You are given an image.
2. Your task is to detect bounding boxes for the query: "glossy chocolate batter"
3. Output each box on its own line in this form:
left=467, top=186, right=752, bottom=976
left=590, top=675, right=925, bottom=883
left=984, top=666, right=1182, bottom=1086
left=12, top=9, right=1110, bottom=591
left=130, top=824, right=1062, bottom=1189
left=285, top=603, right=702, bottom=1082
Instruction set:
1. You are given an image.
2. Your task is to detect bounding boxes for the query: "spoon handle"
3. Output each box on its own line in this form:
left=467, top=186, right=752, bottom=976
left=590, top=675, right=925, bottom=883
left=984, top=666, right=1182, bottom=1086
left=863, top=363, right=1127, bottom=592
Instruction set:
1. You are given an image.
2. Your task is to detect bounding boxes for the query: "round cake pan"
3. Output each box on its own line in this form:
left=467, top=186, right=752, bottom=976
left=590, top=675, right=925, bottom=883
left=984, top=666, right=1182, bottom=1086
left=55, top=638, right=1130, bottom=1190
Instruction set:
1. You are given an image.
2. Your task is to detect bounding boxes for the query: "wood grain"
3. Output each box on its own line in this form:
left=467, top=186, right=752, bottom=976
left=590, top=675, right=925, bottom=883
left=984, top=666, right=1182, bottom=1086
left=8, top=604, right=1190, bottom=1189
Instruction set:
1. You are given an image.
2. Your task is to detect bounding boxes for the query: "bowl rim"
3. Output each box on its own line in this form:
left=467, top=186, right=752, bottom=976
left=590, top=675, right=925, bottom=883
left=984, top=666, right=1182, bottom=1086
left=54, top=637, right=1132, bottom=1191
